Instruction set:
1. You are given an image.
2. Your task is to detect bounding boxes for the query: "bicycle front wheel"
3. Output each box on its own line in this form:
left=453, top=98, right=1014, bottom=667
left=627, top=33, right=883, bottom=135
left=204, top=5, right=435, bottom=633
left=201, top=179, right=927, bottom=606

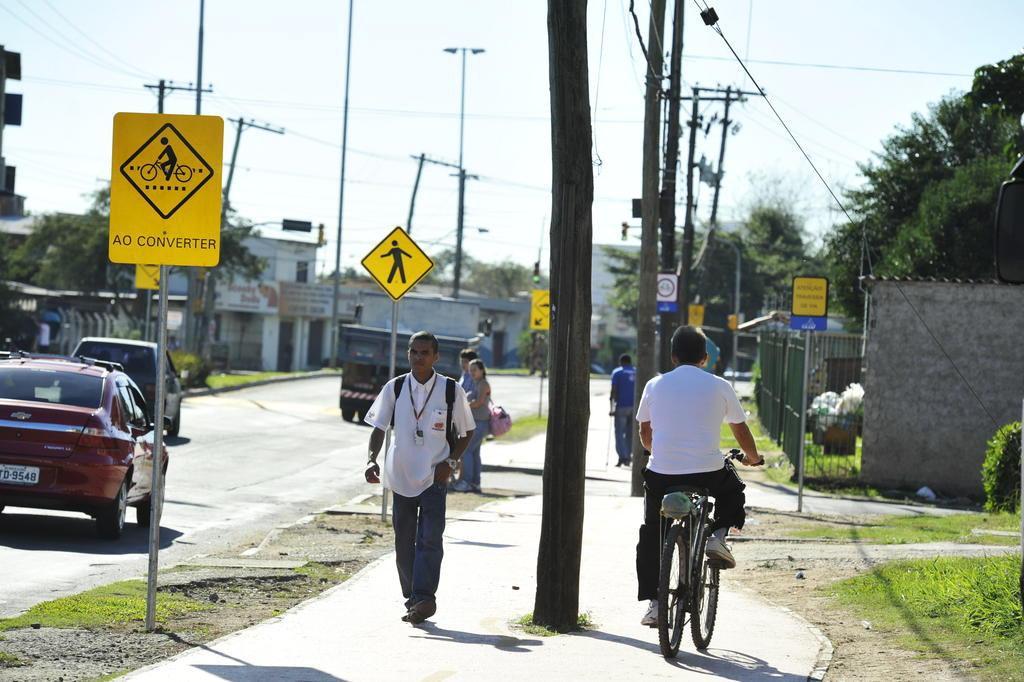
left=690, top=549, right=720, bottom=650
left=657, top=523, right=688, bottom=658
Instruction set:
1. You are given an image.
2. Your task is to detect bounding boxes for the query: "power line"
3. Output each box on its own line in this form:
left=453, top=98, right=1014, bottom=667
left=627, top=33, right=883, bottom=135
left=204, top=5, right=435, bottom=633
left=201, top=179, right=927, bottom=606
left=39, top=0, right=159, bottom=80
left=684, top=53, right=973, bottom=78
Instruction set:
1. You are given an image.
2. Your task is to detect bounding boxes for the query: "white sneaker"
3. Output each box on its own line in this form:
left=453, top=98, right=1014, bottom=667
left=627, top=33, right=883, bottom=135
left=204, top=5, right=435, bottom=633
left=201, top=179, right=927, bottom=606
left=640, top=600, right=658, bottom=627
left=705, top=536, right=736, bottom=569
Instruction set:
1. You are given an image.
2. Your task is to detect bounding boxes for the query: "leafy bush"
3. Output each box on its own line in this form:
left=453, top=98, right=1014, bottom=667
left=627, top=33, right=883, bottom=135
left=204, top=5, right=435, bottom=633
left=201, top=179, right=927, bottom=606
left=170, top=351, right=210, bottom=389
left=982, top=421, right=1021, bottom=513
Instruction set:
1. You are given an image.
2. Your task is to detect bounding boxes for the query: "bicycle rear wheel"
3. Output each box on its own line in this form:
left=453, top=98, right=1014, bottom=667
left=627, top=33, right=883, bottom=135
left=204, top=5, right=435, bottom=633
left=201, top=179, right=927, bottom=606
left=657, top=523, right=688, bottom=658
left=690, top=544, right=720, bottom=650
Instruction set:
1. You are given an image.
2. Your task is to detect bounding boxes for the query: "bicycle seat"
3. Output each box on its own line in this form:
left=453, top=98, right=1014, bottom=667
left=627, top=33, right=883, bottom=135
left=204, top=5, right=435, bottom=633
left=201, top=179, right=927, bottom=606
left=660, top=491, right=694, bottom=519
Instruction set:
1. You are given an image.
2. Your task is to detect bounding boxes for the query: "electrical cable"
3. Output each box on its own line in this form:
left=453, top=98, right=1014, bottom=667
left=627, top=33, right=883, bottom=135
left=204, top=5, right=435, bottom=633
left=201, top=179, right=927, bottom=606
left=592, top=0, right=610, bottom=169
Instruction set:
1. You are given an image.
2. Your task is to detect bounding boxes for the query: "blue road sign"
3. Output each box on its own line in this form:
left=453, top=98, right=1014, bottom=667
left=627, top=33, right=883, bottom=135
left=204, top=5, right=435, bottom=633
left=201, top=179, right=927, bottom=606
left=790, top=315, right=827, bottom=331
left=657, top=301, right=679, bottom=313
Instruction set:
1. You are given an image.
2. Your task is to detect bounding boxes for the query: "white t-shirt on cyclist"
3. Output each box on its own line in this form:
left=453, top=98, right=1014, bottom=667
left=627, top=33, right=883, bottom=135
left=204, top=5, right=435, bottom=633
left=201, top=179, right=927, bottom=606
left=635, top=364, right=747, bottom=475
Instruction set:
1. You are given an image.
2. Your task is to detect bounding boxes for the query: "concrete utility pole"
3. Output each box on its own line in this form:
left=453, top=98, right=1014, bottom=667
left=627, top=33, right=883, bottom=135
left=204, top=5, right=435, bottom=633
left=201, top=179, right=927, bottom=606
left=184, top=0, right=208, bottom=354
left=197, top=118, right=286, bottom=357
left=329, top=0, right=355, bottom=369
left=443, top=47, right=485, bottom=299
left=677, top=85, right=756, bottom=321
left=631, top=0, right=667, bottom=497
left=678, top=91, right=699, bottom=325
left=656, top=0, right=685, bottom=371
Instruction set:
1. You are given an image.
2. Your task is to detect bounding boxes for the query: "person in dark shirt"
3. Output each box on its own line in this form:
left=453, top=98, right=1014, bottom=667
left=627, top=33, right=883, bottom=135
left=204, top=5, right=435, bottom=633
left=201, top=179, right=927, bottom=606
left=609, top=353, right=637, bottom=467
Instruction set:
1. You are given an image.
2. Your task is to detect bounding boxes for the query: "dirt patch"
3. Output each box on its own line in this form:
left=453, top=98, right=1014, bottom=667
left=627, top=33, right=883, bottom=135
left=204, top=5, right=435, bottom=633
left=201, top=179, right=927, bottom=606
left=0, top=489, right=525, bottom=682
left=727, top=507, right=993, bottom=681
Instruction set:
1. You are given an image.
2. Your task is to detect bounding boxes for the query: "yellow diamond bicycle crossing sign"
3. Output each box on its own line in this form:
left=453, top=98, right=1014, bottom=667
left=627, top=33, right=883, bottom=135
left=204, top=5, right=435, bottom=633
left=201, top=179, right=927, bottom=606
left=361, top=226, right=434, bottom=300
left=530, top=289, right=551, bottom=330
left=109, top=112, right=224, bottom=267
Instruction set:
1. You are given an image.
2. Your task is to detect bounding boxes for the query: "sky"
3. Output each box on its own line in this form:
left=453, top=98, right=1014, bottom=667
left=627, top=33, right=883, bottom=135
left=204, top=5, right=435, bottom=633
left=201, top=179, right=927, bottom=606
left=2, top=0, right=1022, bottom=279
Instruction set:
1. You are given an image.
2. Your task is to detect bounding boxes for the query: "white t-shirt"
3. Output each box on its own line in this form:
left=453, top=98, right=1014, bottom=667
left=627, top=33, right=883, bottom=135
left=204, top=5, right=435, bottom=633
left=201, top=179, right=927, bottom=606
left=364, top=372, right=474, bottom=498
left=635, top=364, right=746, bottom=475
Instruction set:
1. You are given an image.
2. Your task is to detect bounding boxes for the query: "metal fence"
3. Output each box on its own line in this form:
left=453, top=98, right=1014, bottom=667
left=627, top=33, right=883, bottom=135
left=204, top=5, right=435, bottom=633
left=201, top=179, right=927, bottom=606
left=757, top=331, right=864, bottom=482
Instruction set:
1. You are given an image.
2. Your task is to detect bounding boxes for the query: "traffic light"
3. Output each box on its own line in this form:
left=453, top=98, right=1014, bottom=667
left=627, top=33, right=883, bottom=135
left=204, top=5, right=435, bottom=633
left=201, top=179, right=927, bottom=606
left=1, top=46, right=22, bottom=199
left=727, top=314, right=738, bottom=331
left=532, top=261, right=541, bottom=286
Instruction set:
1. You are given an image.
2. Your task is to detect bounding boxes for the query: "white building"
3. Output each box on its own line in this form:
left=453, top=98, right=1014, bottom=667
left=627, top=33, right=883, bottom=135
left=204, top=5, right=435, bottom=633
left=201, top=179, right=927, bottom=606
left=214, top=234, right=357, bottom=371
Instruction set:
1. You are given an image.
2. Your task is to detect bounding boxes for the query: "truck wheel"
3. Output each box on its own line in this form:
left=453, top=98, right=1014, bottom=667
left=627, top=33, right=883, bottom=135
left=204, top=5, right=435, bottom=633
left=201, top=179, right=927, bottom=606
left=342, top=408, right=356, bottom=422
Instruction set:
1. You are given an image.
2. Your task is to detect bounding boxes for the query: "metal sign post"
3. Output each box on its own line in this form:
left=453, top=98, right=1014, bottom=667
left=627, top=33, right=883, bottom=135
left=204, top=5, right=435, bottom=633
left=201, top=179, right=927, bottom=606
left=144, top=266, right=169, bottom=631
left=381, top=300, right=399, bottom=523
left=796, top=331, right=811, bottom=513
left=109, top=111, right=224, bottom=632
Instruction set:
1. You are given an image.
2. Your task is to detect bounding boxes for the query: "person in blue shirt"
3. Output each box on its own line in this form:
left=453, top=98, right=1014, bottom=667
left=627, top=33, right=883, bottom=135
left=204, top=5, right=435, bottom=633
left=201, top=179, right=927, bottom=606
left=459, top=348, right=478, bottom=396
left=609, top=353, right=637, bottom=467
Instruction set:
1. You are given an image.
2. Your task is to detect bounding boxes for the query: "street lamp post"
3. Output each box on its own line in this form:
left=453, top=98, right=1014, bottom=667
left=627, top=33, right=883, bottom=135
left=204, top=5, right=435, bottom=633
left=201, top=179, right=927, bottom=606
left=443, top=47, right=484, bottom=299
left=329, top=0, right=355, bottom=369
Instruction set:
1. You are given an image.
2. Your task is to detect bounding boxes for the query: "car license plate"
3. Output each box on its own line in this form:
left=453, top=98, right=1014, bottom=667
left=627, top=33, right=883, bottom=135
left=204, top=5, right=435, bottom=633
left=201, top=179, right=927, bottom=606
left=0, top=464, right=40, bottom=486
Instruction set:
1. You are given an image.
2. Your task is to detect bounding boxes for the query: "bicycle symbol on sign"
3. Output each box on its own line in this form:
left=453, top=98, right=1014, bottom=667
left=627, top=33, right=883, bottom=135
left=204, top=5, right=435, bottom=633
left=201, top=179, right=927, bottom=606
left=138, top=136, right=194, bottom=183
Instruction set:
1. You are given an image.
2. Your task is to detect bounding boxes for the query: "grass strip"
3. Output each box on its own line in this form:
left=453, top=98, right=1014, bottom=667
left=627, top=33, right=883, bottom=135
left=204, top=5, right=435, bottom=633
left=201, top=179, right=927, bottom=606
left=205, top=371, right=325, bottom=390
left=0, top=580, right=211, bottom=631
left=513, top=612, right=595, bottom=636
left=791, top=512, right=1020, bottom=545
left=831, top=555, right=1024, bottom=680
left=499, top=414, right=548, bottom=443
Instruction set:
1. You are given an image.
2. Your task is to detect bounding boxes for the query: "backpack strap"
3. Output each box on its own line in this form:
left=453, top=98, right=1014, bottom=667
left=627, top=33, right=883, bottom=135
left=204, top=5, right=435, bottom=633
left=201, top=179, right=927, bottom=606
left=390, top=373, right=408, bottom=429
left=445, top=377, right=456, bottom=451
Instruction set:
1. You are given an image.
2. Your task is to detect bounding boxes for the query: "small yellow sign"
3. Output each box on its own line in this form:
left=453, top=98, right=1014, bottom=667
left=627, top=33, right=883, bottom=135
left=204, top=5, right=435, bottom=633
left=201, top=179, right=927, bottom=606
left=361, top=226, right=434, bottom=300
left=727, top=313, right=738, bottom=331
left=791, top=276, right=829, bottom=317
left=530, top=290, right=551, bottom=331
left=135, top=265, right=160, bottom=290
left=688, top=304, right=705, bottom=327
left=109, top=112, right=224, bottom=267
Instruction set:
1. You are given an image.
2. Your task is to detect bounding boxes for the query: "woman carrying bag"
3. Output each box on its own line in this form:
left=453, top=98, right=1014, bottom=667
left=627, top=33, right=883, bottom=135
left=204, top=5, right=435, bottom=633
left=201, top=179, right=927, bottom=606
left=454, top=359, right=491, bottom=493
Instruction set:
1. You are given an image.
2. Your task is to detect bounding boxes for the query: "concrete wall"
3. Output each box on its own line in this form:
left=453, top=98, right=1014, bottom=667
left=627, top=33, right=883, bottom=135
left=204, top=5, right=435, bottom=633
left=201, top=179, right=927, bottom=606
left=861, top=281, right=1024, bottom=497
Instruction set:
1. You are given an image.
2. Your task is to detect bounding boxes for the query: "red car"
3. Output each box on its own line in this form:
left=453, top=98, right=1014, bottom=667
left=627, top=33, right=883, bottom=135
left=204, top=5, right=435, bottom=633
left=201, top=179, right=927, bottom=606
left=0, top=353, right=169, bottom=539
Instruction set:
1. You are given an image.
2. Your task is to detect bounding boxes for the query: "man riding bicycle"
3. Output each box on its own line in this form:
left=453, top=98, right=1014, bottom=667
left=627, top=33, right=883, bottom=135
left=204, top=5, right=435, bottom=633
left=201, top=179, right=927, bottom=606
left=635, top=325, right=763, bottom=627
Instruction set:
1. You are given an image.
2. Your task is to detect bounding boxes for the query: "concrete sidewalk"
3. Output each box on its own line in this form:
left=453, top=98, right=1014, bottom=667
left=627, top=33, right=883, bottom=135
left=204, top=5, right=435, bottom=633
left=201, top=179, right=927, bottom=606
left=128, top=494, right=828, bottom=682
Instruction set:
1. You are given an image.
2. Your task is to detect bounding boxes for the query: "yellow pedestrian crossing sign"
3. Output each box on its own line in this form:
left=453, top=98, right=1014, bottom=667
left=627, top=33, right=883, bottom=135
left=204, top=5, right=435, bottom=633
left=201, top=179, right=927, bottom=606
left=109, top=112, right=224, bottom=267
left=135, top=265, right=160, bottom=290
left=688, top=304, right=705, bottom=327
left=530, top=290, right=551, bottom=330
left=361, top=226, right=434, bottom=300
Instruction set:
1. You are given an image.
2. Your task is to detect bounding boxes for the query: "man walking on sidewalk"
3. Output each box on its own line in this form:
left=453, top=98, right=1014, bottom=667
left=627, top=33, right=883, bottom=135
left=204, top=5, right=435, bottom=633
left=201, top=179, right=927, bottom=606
left=634, top=325, right=763, bottom=627
left=609, top=353, right=636, bottom=467
left=364, top=331, right=474, bottom=624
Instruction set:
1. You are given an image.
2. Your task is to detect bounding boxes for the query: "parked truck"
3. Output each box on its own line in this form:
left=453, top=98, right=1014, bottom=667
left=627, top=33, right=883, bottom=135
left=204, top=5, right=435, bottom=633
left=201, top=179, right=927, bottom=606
left=337, top=325, right=477, bottom=422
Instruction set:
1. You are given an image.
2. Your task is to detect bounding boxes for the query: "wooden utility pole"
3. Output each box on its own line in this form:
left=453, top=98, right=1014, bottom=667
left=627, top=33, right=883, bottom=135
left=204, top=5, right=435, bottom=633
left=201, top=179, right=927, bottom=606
left=657, top=0, right=685, bottom=370
left=533, top=0, right=593, bottom=633
left=631, top=0, right=666, bottom=497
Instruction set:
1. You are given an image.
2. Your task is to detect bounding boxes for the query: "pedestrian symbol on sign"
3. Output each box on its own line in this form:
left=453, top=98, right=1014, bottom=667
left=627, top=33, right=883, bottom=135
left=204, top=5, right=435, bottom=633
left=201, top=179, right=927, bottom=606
left=361, top=226, right=434, bottom=300
left=382, top=240, right=412, bottom=284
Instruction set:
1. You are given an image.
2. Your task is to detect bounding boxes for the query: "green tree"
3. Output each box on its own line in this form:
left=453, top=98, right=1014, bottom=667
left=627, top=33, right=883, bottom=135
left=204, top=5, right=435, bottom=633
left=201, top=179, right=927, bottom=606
left=601, top=245, right=639, bottom=328
left=825, top=57, right=1023, bottom=319
left=465, top=260, right=535, bottom=299
left=0, top=234, right=36, bottom=348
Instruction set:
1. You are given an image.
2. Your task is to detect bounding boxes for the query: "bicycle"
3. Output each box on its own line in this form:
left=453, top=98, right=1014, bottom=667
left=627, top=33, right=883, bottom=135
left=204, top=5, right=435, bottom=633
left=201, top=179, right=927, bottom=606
left=140, top=161, right=193, bottom=183
left=656, top=449, right=745, bottom=658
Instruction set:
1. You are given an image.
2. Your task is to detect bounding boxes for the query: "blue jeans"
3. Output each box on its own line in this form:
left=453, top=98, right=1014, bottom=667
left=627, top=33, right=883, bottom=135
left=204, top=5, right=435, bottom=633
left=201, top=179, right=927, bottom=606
left=393, top=481, right=447, bottom=606
left=614, top=405, right=634, bottom=463
left=462, top=418, right=490, bottom=488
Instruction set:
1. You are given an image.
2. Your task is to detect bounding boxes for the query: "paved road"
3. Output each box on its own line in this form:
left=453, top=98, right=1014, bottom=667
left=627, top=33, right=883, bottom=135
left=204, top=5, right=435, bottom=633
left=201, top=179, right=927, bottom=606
left=0, top=375, right=560, bottom=617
